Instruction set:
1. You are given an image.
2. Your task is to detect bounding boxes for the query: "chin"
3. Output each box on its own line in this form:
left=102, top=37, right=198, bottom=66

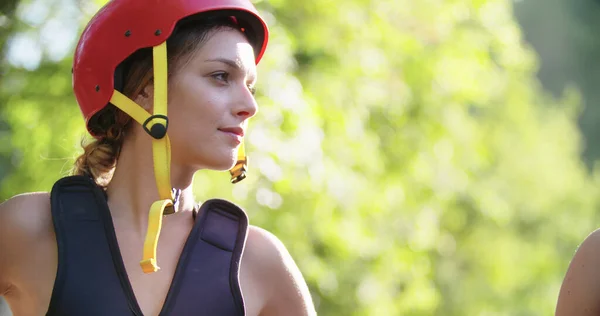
left=203, top=154, right=238, bottom=171
left=213, top=161, right=237, bottom=171
left=184, top=147, right=238, bottom=171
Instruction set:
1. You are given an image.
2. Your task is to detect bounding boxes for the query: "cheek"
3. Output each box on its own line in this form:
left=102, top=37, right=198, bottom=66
left=167, top=77, right=230, bottom=136
left=170, top=79, right=224, bottom=114
left=167, top=98, right=220, bottom=140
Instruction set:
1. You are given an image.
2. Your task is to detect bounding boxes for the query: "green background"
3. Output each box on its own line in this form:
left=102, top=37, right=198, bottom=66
left=2, top=0, right=600, bottom=315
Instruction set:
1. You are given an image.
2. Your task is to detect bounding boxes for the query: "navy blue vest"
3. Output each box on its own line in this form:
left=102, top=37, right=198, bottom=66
left=47, top=176, right=248, bottom=315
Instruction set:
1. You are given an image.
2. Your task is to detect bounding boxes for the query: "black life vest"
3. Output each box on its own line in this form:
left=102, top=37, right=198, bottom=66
left=47, top=175, right=248, bottom=315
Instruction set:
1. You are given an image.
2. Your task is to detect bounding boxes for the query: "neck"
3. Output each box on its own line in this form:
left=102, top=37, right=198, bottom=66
left=105, top=132, right=197, bottom=234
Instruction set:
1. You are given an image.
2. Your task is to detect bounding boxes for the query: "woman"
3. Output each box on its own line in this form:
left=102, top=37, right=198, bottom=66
left=556, top=229, right=600, bottom=315
left=0, top=0, right=316, bottom=315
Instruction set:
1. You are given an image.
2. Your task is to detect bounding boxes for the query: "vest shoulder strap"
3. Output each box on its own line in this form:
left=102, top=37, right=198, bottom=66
left=163, top=199, right=249, bottom=316
left=48, top=175, right=137, bottom=315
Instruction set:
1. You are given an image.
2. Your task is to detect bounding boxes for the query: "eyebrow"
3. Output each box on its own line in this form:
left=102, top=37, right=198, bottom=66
left=205, top=58, right=245, bottom=72
left=205, top=57, right=257, bottom=83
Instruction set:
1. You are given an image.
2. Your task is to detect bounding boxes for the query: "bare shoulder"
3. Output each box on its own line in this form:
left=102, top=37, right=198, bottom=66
left=0, top=191, right=51, bottom=208
left=0, top=192, right=52, bottom=293
left=243, top=225, right=316, bottom=316
left=556, top=228, right=600, bottom=316
left=245, top=225, right=290, bottom=262
left=0, top=192, right=52, bottom=235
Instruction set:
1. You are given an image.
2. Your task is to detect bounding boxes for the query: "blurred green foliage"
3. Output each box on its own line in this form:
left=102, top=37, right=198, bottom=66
left=515, top=0, right=600, bottom=167
left=2, top=0, right=600, bottom=315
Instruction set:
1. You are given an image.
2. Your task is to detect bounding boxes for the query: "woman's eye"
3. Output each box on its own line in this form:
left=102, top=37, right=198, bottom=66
left=211, top=72, right=229, bottom=82
left=248, top=85, right=257, bottom=95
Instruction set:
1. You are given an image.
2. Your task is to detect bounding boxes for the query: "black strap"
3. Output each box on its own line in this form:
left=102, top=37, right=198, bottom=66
left=48, top=175, right=139, bottom=315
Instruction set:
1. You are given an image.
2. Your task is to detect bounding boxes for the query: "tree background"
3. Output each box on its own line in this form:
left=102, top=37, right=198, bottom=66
left=2, top=0, right=600, bottom=315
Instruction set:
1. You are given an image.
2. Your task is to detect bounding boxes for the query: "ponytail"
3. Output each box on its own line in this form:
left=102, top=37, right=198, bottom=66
left=72, top=107, right=128, bottom=187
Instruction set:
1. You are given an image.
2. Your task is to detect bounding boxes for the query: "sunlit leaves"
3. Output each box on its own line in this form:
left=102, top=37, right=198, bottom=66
left=1, top=0, right=598, bottom=315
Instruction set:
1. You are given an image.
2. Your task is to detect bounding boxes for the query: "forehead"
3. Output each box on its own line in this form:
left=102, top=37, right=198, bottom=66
left=190, top=28, right=256, bottom=70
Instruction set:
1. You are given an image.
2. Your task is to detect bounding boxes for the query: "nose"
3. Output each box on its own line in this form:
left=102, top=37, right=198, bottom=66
left=232, top=86, right=258, bottom=119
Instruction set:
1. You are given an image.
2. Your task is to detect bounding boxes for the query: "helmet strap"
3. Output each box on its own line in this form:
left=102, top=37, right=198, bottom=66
left=230, top=139, right=248, bottom=183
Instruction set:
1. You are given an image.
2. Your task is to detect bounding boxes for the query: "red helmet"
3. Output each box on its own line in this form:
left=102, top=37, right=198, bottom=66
left=73, top=0, right=269, bottom=133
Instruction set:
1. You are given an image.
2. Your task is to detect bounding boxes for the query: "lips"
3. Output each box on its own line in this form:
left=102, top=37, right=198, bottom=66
left=218, top=127, right=245, bottom=137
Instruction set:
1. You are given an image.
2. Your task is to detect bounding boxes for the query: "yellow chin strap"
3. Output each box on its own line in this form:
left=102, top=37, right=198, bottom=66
left=230, top=139, right=247, bottom=183
left=109, top=42, right=248, bottom=274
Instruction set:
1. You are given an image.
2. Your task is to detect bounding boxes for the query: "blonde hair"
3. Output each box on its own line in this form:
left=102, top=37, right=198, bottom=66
left=71, top=17, right=243, bottom=187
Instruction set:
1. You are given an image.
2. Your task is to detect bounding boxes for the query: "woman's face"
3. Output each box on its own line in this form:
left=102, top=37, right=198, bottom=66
left=164, top=28, right=258, bottom=171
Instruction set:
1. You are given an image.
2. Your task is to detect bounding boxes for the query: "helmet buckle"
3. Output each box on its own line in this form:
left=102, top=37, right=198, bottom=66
left=143, top=114, right=168, bottom=139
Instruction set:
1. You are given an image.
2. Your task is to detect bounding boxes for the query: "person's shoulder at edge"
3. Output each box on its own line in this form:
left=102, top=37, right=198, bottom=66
left=0, top=192, right=52, bottom=295
left=556, top=228, right=600, bottom=316
left=243, top=225, right=317, bottom=316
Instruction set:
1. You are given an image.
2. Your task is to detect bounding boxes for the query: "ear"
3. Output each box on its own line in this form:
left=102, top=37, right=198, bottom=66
left=133, top=84, right=155, bottom=112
